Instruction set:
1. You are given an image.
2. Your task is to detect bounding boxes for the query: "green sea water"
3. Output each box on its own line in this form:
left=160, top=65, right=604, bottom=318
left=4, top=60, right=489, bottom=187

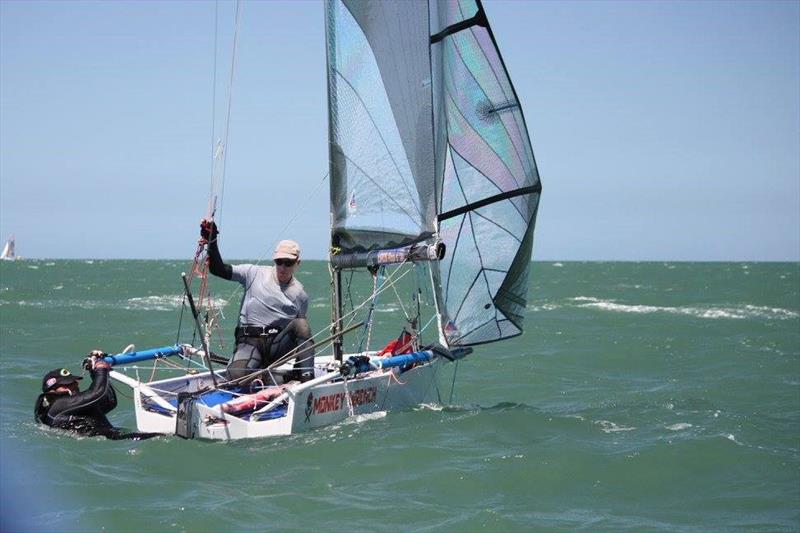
left=1, top=260, right=798, bottom=532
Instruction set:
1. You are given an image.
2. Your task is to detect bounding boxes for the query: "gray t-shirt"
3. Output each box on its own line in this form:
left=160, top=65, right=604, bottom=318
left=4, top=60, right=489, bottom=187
left=231, top=264, right=308, bottom=328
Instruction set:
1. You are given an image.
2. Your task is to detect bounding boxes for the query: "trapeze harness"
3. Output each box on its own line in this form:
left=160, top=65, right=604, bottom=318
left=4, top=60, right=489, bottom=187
left=229, top=319, right=315, bottom=383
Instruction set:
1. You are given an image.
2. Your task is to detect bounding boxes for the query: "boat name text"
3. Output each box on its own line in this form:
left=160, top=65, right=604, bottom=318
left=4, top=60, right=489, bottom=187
left=312, top=387, right=378, bottom=415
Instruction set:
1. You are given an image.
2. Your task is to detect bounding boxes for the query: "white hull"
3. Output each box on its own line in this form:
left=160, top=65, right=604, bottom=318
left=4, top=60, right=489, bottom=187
left=110, top=354, right=444, bottom=441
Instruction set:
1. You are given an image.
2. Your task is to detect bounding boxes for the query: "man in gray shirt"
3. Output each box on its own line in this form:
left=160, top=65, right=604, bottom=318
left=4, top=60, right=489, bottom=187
left=201, top=220, right=315, bottom=383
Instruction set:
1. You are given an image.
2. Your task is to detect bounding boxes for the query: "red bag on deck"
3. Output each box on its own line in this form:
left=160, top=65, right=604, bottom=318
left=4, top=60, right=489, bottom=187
left=377, top=330, right=415, bottom=357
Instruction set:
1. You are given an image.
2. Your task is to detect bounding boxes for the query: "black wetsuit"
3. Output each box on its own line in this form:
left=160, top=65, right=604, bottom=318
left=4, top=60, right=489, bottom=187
left=34, top=367, right=160, bottom=441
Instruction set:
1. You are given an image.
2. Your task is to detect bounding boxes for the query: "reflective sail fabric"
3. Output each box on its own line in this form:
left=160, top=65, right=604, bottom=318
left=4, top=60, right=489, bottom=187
left=326, top=0, right=541, bottom=347
left=431, top=0, right=541, bottom=346
left=326, top=0, right=436, bottom=253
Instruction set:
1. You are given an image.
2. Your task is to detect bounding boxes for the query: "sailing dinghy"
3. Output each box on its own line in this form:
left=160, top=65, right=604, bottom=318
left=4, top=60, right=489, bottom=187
left=105, top=0, right=542, bottom=441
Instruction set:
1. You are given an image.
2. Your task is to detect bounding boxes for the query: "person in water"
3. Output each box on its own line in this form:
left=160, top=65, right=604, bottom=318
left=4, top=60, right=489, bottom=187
left=200, top=219, right=315, bottom=383
left=34, top=351, right=161, bottom=440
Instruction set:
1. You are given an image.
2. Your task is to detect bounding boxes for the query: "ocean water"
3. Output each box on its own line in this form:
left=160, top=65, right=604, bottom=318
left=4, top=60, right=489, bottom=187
left=0, top=260, right=798, bottom=532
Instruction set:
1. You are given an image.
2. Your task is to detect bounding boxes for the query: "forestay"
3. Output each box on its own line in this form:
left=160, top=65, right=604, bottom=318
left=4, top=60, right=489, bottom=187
left=326, top=0, right=541, bottom=348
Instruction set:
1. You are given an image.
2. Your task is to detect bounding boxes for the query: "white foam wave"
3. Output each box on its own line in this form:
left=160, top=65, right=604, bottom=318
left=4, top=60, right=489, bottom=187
left=725, top=433, right=742, bottom=445
left=124, top=295, right=186, bottom=311
left=15, top=295, right=228, bottom=312
left=17, top=299, right=99, bottom=309
left=595, top=420, right=635, bottom=433
left=527, top=303, right=560, bottom=312
left=666, top=423, right=693, bottom=431
left=572, top=297, right=798, bottom=321
left=124, top=295, right=229, bottom=311
left=343, top=411, right=387, bottom=425
left=415, top=403, right=444, bottom=412
left=552, top=262, right=564, bottom=267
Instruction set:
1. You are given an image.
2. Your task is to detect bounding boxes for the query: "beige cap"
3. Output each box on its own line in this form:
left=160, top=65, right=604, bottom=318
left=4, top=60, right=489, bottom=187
left=273, top=240, right=301, bottom=261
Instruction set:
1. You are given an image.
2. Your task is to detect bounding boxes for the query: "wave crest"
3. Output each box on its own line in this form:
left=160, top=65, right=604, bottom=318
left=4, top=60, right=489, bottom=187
left=572, top=297, right=798, bottom=321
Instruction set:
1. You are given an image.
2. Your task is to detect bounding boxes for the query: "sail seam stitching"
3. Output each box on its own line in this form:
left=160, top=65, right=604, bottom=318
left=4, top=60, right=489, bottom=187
left=471, top=210, right=523, bottom=244
left=337, top=151, right=422, bottom=229
left=442, top=70, right=524, bottom=194
left=333, top=70, right=423, bottom=220
left=445, top=139, right=527, bottom=221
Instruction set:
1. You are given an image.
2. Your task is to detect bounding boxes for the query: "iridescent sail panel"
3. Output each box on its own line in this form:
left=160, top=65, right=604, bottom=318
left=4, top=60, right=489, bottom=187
left=431, top=0, right=541, bottom=346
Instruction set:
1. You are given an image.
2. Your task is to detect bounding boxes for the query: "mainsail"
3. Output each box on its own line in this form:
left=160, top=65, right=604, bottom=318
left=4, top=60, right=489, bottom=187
left=326, top=0, right=541, bottom=348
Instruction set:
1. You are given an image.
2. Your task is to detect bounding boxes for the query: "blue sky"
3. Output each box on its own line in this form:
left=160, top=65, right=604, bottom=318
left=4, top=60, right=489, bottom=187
left=1, top=0, right=798, bottom=261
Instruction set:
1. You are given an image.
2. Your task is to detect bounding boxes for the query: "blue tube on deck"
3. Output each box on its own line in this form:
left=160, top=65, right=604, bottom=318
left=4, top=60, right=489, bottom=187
left=374, top=350, right=433, bottom=369
left=102, top=345, right=184, bottom=366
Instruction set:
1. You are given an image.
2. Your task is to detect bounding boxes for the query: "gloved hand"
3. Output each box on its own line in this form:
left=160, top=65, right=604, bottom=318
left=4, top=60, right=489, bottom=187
left=200, top=219, right=219, bottom=242
left=83, top=350, right=110, bottom=371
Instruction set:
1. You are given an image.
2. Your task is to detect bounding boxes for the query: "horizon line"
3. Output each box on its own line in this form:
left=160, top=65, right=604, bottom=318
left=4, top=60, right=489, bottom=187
left=2, top=257, right=799, bottom=264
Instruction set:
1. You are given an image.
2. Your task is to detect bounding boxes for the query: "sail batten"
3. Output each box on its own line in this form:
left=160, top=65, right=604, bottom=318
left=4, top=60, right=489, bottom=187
left=429, top=8, right=486, bottom=44
left=438, top=184, right=540, bottom=221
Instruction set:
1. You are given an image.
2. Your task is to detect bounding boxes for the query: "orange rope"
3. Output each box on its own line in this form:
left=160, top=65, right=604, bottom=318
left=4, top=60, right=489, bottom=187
left=185, top=234, right=225, bottom=352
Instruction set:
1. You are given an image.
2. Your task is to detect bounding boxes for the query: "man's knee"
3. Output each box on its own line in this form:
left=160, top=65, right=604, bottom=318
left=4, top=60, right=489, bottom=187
left=226, top=360, right=251, bottom=381
left=288, top=318, right=312, bottom=340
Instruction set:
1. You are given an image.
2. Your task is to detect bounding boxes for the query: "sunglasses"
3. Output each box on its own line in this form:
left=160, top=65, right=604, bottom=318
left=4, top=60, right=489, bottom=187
left=274, top=259, right=297, bottom=267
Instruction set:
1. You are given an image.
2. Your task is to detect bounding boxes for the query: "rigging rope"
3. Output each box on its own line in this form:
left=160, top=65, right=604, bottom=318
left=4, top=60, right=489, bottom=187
left=209, top=0, right=219, bottom=210
left=248, top=171, right=329, bottom=265
left=179, top=0, right=243, bottom=363
left=356, top=267, right=382, bottom=354
left=215, top=0, right=242, bottom=224
left=208, top=170, right=329, bottom=357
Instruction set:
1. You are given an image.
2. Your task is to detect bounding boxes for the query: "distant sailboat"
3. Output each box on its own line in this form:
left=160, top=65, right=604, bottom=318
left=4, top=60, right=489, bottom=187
left=0, top=235, right=15, bottom=261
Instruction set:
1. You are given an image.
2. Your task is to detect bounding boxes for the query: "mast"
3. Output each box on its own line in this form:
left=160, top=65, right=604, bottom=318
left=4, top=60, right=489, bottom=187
left=326, top=3, right=344, bottom=363
left=331, top=269, right=344, bottom=362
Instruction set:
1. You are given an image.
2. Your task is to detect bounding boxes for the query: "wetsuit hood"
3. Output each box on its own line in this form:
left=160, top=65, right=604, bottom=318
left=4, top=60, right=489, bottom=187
left=42, top=368, right=82, bottom=393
